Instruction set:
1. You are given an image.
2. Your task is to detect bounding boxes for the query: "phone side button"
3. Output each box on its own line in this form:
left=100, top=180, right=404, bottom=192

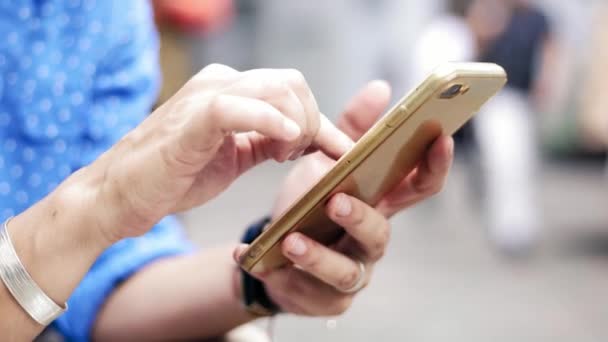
left=247, top=245, right=264, bottom=259
left=386, top=105, right=408, bottom=128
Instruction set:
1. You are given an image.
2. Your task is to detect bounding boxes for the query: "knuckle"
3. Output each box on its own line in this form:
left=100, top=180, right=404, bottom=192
left=428, top=182, right=443, bottom=196
left=201, top=63, right=229, bottom=75
left=301, top=250, right=322, bottom=271
left=205, top=94, right=225, bottom=120
left=372, top=222, right=391, bottom=257
left=265, top=79, right=291, bottom=98
left=337, top=268, right=360, bottom=291
left=284, top=69, right=307, bottom=88
left=412, top=177, right=433, bottom=194
left=349, top=202, right=366, bottom=227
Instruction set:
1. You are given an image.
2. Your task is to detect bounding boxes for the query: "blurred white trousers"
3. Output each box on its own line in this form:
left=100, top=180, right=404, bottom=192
left=473, top=88, right=540, bottom=249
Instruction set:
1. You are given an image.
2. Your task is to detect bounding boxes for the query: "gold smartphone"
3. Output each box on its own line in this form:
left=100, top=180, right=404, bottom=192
left=239, top=62, right=507, bottom=273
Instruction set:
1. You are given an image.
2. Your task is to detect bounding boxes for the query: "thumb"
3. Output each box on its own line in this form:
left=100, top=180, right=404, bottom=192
left=232, top=243, right=249, bottom=264
left=337, top=80, right=391, bottom=141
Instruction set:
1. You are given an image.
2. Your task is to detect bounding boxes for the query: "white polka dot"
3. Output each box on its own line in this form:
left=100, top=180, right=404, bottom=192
left=54, top=140, right=67, bottom=154
left=36, top=65, right=49, bottom=78
left=90, top=20, right=101, bottom=34
left=7, top=32, right=18, bottom=45
left=28, top=173, right=42, bottom=188
left=6, top=73, right=17, bottom=85
left=0, top=54, right=6, bottom=66
left=21, top=56, right=32, bottom=69
left=71, top=92, right=84, bottom=106
left=32, top=41, right=44, bottom=54
left=47, top=182, right=58, bottom=192
left=78, top=38, right=91, bottom=51
left=58, top=164, right=71, bottom=177
left=46, top=124, right=59, bottom=138
left=40, top=98, right=52, bottom=112
left=4, top=139, right=16, bottom=152
left=25, top=114, right=39, bottom=128
left=23, top=79, right=36, bottom=94
left=10, top=165, right=23, bottom=179
left=58, top=109, right=71, bottom=122
left=42, top=156, right=55, bottom=170
left=15, top=191, right=28, bottom=204
left=0, top=182, right=10, bottom=195
left=67, top=56, right=79, bottom=68
left=18, top=7, right=30, bottom=20
left=2, top=209, right=14, bottom=218
left=0, top=113, right=10, bottom=126
left=22, top=148, right=35, bottom=162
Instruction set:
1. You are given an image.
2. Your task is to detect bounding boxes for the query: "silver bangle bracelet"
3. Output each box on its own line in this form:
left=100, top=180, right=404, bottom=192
left=0, top=217, right=67, bottom=326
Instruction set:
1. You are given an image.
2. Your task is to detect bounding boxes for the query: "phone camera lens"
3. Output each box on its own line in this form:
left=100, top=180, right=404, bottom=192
left=440, top=84, right=463, bottom=99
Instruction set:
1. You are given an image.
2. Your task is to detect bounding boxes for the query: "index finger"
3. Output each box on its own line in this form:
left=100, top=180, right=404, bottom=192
left=309, top=114, right=355, bottom=160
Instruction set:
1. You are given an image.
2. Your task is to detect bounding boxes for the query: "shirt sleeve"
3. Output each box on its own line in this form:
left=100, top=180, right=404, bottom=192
left=77, top=0, right=161, bottom=168
left=51, top=1, right=195, bottom=341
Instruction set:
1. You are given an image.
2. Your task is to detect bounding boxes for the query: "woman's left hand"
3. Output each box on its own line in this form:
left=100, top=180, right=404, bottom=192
left=234, top=80, right=454, bottom=315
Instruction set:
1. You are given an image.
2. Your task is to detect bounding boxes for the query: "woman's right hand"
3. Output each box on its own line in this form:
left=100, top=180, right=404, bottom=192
left=69, top=64, right=353, bottom=243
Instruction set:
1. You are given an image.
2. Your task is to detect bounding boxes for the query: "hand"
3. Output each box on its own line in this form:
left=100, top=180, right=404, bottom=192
left=235, top=80, right=454, bottom=315
left=75, top=64, right=353, bottom=243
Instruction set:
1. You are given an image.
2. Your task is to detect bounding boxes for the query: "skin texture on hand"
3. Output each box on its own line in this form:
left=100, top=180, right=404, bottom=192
left=91, top=80, right=454, bottom=341
left=0, top=65, right=354, bottom=339
left=90, top=64, right=353, bottom=243
left=235, top=80, right=455, bottom=316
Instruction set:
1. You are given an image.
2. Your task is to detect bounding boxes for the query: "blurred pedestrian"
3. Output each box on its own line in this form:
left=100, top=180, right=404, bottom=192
left=468, top=0, right=557, bottom=253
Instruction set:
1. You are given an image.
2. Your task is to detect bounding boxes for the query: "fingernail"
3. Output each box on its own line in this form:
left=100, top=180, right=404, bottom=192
left=446, top=137, right=455, bottom=157
left=343, top=133, right=355, bottom=150
left=233, top=244, right=248, bottom=263
left=442, top=137, right=455, bottom=170
left=288, top=146, right=305, bottom=161
left=335, top=194, right=352, bottom=217
left=287, top=235, right=307, bottom=256
left=283, top=119, right=301, bottom=140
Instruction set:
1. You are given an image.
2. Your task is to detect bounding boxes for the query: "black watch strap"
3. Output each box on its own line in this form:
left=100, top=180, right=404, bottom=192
left=240, top=217, right=281, bottom=316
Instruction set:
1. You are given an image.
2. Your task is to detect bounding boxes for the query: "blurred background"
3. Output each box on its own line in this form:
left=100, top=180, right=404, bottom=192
left=153, top=0, right=608, bottom=341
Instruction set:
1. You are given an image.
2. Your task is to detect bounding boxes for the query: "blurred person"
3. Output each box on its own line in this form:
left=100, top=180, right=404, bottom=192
left=408, top=0, right=477, bottom=150
left=410, top=0, right=556, bottom=254
left=578, top=2, right=608, bottom=154
left=0, top=1, right=455, bottom=341
left=468, top=0, right=557, bottom=254
left=409, top=0, right=476, bottom=85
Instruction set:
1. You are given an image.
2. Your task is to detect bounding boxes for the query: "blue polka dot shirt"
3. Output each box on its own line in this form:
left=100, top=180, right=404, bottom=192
left=0, top=1, right=194, bottom=340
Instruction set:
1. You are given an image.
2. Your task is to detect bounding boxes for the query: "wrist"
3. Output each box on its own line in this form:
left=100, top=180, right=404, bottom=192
left=8, top=172, right=113, bottom=304
left=51, top=166, right=119, bottom=250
